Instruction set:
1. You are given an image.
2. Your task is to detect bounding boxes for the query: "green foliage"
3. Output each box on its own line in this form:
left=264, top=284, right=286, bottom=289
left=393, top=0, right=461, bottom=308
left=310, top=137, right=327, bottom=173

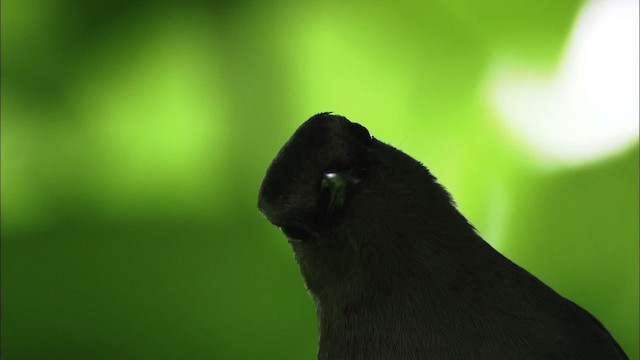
left=2, top=0, right=637, bottom=359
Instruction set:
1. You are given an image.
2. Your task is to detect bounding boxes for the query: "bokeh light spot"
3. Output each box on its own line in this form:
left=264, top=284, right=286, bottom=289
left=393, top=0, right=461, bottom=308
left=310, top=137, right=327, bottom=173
left=489, top=0, right=639, bottom=164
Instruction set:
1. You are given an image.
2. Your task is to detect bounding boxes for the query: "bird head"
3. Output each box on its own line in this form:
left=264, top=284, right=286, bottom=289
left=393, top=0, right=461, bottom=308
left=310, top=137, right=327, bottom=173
left=258, top=113, right=460, bottom=299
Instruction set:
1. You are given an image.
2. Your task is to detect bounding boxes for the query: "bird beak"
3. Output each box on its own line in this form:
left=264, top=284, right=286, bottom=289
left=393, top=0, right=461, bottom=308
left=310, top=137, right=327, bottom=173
left=321, top=172, right=359, bottom=212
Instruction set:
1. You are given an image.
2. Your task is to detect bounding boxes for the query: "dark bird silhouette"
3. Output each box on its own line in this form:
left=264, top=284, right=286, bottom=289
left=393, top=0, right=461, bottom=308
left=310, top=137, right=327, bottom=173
left=257, top=113, right=628, bottom=360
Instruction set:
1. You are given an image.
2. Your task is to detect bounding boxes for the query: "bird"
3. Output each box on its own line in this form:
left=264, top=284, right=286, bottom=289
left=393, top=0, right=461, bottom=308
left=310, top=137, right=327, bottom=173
left=257, top=113, right=628, bottom=360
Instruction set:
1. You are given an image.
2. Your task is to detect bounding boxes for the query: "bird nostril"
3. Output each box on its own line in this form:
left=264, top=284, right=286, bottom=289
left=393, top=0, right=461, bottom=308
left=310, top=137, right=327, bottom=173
left=280, top=226, right=311, bottom=242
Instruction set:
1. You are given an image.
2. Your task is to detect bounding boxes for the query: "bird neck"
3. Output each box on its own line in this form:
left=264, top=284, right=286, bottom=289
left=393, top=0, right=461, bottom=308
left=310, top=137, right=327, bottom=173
left=313, top=229, right=502, bottom=359
left=314, top=276, right=454, bottom=360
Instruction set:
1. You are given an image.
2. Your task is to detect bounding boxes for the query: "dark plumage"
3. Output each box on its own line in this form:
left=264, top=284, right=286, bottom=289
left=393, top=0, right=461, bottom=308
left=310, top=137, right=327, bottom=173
left=257, top=113, right=627, bottom=360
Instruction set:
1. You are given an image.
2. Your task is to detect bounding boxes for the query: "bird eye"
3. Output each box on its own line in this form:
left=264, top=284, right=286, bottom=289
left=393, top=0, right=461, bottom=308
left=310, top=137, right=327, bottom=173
left=281, top=226, right=311, bottom=242
left=320, top=170, right=363, bottom=213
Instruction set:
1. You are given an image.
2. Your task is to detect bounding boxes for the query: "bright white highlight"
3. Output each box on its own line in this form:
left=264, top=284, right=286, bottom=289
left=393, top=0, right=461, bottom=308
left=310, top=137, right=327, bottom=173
left=490, top=0, right=639, bottom=163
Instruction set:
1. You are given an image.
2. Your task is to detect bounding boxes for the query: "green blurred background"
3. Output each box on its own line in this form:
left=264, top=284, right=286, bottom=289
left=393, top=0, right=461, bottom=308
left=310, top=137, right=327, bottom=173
left=2, top=0, right=638, bottom=359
